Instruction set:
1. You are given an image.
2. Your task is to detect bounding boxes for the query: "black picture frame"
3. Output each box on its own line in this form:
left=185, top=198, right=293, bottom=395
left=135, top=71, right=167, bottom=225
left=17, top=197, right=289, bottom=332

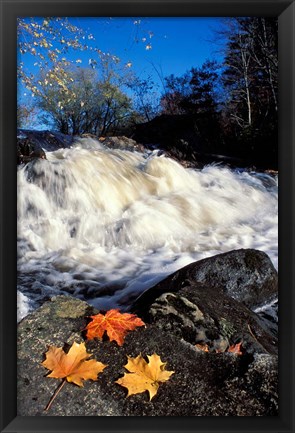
left=0, top=0, right=294, bottom=432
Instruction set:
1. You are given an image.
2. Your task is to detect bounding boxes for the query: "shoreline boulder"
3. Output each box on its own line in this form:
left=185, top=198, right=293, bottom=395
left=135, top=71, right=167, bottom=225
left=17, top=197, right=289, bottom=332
left=17, top=290, right=278, bottom=416
left=17, top=129, right=75, bottom=164
left=132, top=249, right=278, bottom=311
left=131, top=249, right=278, bottom=340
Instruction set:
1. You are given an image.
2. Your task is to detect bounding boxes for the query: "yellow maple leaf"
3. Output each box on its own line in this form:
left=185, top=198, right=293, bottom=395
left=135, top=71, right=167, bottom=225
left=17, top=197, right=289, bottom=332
left=42, top=341, right=107, bottom=387
left=116, top=353, right=174, bottom=400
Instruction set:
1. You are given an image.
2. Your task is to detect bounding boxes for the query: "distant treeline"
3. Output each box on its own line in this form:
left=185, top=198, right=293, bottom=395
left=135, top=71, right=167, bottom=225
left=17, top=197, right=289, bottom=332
left=157, top=17, right=278, bottom=168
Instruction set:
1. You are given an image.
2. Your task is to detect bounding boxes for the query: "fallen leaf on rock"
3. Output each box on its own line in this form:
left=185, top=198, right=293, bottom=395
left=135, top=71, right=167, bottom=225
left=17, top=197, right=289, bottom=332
left=227, top=341, right=243, bottom=355
left=195, top=343, right=209, bottom=352
left=42, top=341, right=107, bottom=386
left=85, top=309, right=145, bottom=346
left=195, top=341, right=244, bottom=355
left=116, top=353, right=174, bottom=400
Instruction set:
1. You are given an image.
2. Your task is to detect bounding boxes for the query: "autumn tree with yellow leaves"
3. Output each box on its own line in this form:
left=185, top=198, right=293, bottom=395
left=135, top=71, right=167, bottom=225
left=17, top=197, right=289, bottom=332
left=17, top=17, right=156, bottom=133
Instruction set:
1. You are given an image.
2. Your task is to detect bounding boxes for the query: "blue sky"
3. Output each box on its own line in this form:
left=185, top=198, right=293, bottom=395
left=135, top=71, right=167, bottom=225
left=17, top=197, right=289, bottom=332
left=18, top=17, right=227, bottom=128
left=71, top=17, right=226, bottom=83
left=19, top=17, right=226, bottom=92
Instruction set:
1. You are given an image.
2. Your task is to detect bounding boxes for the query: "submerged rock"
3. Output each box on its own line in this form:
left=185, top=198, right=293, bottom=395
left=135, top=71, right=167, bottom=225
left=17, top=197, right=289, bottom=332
left=17, top=294, right=278, bottom=416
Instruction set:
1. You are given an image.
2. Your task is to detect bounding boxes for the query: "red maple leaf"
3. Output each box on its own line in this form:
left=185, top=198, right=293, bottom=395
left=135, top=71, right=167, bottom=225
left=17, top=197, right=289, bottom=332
left=85, top=309, right=145, bottom=346
left=227, top=342, right=243, bottom=355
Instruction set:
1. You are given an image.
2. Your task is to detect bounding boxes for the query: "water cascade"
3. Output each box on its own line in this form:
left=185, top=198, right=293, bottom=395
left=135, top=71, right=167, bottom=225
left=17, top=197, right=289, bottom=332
left=17, top=139, right=278, bottom=319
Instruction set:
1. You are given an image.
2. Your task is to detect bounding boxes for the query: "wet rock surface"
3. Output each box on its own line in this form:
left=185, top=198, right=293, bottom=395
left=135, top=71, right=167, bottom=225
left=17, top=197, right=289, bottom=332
left=132, top=249, right=278, bottom=312
left=137, top=282, right=278, bottom=355
left=17, top=129, right=74, bottom=164
left=17, top=129, right=279, bottom=172
left=132, top=249, right=278, bottom=341
left=17, top=136, right=46, bottom=164
left=98, top=135, right=146, bottom=153
left=18, top=287, right=278, bottom=416
left=132, top=114, right=247, bottom=169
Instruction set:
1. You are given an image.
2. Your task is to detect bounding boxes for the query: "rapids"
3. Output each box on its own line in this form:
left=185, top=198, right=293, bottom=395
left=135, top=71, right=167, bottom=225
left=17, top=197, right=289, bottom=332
left=17, top=138, right=278, bottom=320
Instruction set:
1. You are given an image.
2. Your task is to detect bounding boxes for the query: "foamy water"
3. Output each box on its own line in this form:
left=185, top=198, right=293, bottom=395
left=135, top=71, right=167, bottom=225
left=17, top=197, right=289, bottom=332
left=17, top=138, right=278, bottom=319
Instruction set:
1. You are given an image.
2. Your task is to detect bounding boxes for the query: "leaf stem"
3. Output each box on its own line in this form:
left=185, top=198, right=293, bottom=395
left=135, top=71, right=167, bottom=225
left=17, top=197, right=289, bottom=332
left=44, top=378, right=67, bottom=411
left=247, top=323, right=258, bottom=342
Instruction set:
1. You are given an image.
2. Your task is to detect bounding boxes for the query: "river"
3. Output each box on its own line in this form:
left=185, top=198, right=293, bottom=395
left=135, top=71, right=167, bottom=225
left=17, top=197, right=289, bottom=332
left=17, top=138, right=278, bottom=320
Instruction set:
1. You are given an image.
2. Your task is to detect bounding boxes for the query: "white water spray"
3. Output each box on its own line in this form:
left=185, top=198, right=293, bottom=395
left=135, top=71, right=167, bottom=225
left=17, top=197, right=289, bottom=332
left=17, top=138, right=278, bottom=318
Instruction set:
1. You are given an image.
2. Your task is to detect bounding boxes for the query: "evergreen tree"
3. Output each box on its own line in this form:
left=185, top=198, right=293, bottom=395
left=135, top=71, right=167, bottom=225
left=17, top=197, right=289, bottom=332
left=183, top=61, right=219, bottom=114
left=160, top=73, right=191, bottom=115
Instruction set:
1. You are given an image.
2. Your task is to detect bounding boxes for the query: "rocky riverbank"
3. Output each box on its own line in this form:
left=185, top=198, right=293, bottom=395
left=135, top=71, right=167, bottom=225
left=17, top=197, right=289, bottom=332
left=17, top=129, right=278, bottom=173
left=17, top=249, right=278, bottom=416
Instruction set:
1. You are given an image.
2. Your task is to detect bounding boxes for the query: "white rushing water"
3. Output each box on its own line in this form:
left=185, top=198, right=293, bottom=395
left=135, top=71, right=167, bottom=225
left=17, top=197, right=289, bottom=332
left=17, top=138, right=278, bottom=319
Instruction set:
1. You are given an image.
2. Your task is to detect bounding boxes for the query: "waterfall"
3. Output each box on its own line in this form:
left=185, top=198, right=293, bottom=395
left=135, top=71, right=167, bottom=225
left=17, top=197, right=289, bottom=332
left=17, top=138, right=278, bottom=319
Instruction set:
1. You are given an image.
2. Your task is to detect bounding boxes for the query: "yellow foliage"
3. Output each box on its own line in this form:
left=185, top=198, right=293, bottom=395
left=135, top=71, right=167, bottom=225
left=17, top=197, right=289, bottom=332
left=116, top=353, right=174, bottom=400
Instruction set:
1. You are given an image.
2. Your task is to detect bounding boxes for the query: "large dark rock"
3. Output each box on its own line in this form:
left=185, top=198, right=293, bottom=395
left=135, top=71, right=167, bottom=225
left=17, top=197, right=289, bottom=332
left=17, top=129, right=74, bottom=164
left=132, top=249, right=278, bottom=311
left=133, top=114, right=201, bottom=165
left=137, top=282, right=278, bottom=355
left=133, top=114, right=246, bottom=169
left=17, top=295, right=278, bottom=416
left=17, top=135, right=46, bottom=165
left=17, top=130, right=146, bottom=166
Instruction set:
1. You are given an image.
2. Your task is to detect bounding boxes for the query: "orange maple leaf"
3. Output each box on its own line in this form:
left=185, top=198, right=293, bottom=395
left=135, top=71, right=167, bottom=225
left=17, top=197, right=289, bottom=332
left=85, top=309, right=145, bottom=346
left=195, top=343, right=210, bottom=352
left=227, top=341, right=243, bottom=355
left=116, top=353, right=174, bottom=400
left=42, top=341, right=107, bottom=387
